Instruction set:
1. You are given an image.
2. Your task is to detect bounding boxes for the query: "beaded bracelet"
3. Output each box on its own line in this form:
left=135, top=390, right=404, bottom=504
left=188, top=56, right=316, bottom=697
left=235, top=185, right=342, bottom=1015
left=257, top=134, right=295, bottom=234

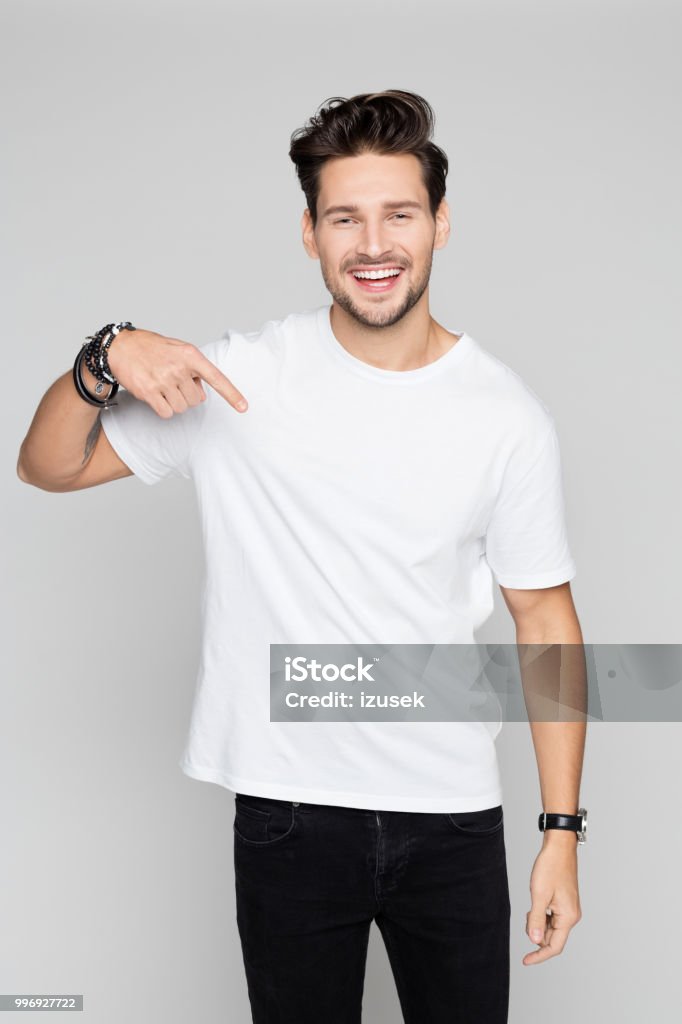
left=73, top=346, right=118, bottom=408
left=72, top=321, right=136, bottom=409
left=83, top=321, right=135, bottom=385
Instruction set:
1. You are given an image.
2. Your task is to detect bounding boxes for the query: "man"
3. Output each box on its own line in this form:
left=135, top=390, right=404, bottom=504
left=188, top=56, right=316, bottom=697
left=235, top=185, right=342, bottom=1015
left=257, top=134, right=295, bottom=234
left=17, top=89, right=585, bottom=1023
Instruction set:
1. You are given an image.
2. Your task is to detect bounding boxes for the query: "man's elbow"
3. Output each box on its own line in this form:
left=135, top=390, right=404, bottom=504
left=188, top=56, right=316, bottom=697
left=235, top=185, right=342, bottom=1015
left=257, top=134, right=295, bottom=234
left=17, top=449, right=77, bottom=492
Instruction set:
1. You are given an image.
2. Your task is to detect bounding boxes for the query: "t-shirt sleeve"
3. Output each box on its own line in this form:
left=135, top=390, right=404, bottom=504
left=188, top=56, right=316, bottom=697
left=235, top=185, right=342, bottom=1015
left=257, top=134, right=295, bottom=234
left=99, top=337, right=223, bottom=485
left=484, top=420, right=577, bottom=589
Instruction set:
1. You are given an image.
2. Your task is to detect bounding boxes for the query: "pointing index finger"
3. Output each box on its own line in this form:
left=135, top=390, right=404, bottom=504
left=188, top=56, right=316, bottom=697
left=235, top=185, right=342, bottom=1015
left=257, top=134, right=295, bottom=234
left=192, top=349, right=248, bottom=411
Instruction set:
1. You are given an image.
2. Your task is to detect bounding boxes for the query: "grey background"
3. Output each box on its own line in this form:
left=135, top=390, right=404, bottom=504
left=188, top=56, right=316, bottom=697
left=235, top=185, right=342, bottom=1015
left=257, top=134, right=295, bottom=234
left=2, top=0, right=680, bottom=1020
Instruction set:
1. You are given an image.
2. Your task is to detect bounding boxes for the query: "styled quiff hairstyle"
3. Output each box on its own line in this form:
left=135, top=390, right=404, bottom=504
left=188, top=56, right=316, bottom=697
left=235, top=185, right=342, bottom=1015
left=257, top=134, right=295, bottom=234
left=288, top=89, right=449, bottom=228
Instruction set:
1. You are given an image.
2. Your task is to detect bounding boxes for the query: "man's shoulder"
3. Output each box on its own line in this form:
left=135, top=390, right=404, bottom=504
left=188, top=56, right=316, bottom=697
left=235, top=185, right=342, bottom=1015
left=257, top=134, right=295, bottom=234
left=229, top=304, right=322, bottom=346
left=196, top=305, right=322, bottom=369
left=465, top=332, right=556, bottom=435
left=203, top=306, right=321, bottom=356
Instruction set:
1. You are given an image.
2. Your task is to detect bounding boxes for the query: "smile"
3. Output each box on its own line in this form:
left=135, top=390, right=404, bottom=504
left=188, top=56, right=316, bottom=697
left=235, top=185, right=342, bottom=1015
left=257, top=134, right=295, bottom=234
left=348, top=268, right=404, bottom=293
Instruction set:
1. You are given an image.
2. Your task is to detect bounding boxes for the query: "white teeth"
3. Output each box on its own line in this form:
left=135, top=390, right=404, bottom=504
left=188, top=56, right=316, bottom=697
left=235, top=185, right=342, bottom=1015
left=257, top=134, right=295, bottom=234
left=352, top=268, right=402, bottom=280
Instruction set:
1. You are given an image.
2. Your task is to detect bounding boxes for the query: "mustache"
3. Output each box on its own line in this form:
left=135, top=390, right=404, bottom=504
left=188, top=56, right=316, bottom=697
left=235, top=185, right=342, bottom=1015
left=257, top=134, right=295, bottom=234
left=343, top=262, right=408, bottom=271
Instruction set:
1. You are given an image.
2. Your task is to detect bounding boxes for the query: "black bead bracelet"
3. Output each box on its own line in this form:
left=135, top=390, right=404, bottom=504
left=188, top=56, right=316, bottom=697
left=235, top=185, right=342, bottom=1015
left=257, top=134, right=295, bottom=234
left=73, top=321, right=136, bottom=409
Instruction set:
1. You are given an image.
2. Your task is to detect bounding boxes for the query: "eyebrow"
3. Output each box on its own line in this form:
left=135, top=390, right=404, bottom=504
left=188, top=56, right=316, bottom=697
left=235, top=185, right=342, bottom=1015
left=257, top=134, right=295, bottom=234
left=322, top=200, right=424, bottom=218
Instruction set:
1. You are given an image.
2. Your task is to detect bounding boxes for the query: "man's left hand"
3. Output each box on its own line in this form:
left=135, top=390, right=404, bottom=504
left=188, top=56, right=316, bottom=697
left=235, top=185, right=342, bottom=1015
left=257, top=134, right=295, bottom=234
left=523, top=837, right=582, bottom=965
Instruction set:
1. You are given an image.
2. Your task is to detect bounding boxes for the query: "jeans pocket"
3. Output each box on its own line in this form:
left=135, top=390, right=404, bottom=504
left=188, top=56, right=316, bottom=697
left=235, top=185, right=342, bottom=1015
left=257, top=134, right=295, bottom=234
left=233, top=793, right=298, bottom=846
left=446, top=804, right=504, bottom=836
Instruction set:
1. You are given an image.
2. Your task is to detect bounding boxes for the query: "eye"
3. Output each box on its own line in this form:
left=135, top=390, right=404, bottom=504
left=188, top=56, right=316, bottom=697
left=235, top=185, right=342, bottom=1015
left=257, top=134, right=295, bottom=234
left=334, top=218, right=354, bottom=225
left=392, top=213, right=410, bottom=220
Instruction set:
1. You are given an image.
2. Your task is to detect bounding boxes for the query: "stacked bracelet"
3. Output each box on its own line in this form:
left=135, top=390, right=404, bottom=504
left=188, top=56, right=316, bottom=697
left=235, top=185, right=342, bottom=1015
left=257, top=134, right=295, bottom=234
left=72, top=321, right=136, bottom=409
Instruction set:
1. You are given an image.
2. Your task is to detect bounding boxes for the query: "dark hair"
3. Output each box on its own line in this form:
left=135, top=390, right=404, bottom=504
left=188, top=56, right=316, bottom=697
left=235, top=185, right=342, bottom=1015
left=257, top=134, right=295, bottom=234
left=288, top=89, right=449, bottom=228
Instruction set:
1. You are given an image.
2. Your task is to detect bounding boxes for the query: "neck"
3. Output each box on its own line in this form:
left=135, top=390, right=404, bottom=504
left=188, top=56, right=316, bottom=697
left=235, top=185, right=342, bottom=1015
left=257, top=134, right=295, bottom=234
left=329, top=296, right=458, bottom=372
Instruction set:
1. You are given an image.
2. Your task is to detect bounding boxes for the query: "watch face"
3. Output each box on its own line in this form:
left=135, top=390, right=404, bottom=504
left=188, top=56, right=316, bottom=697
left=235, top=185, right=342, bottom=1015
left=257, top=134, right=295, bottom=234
left=577, top=807, right=588, bottom=842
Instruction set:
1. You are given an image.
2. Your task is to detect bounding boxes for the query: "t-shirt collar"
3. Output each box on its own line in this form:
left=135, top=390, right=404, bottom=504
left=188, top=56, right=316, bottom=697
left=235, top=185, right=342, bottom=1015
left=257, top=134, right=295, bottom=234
left=316, top=303, right=473, bottom=385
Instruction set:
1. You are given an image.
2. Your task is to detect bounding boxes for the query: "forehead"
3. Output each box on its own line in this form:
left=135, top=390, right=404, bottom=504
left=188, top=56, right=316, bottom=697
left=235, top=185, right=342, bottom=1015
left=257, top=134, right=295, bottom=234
left=317, top=152, right=426, bottom=207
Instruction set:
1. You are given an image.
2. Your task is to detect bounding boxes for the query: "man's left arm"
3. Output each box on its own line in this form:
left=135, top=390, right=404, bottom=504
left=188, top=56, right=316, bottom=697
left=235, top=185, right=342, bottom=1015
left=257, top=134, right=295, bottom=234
left=500, top=580, right=586, bottom=966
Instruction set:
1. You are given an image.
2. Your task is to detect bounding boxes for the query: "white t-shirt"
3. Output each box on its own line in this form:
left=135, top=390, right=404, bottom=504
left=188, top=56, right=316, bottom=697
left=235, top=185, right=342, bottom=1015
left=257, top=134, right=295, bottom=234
left=101, top=303, right=577, bottom=812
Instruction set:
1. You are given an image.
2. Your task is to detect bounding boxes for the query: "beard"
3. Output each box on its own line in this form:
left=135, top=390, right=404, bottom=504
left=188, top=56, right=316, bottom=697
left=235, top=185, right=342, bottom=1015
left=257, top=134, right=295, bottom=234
left=320, top=252, right=433, bottom=329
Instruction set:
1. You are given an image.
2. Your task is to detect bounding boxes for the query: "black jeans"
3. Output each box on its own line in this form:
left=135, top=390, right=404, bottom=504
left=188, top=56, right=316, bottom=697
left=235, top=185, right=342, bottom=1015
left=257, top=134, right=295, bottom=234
left=233, top=793, right=511, bottom=1023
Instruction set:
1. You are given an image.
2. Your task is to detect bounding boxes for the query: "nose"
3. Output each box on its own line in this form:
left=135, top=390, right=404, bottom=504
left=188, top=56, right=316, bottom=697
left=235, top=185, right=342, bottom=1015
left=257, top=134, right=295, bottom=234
left=356, top=218, right=393, bottom=260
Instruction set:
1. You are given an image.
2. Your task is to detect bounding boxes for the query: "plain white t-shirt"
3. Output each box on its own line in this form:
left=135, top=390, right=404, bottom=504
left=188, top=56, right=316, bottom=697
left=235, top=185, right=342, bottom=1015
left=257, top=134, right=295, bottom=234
left=100, top=303, right=577, bottom=812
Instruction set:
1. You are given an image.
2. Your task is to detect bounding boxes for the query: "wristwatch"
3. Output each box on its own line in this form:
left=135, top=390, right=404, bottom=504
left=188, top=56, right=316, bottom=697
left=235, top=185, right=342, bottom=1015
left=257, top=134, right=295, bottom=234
left=538, top=807, right=588, bottom=844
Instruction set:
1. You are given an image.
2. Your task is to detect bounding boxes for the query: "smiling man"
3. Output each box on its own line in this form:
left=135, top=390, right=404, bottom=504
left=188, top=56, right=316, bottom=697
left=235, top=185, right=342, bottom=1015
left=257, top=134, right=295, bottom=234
left=17, top=90, right=586, bottom=1024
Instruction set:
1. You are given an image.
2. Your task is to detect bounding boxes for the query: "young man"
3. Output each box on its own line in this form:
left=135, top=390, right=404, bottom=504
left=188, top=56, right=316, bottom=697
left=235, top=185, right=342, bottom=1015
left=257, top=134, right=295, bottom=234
left=18, top=90, right=585, bottom=1024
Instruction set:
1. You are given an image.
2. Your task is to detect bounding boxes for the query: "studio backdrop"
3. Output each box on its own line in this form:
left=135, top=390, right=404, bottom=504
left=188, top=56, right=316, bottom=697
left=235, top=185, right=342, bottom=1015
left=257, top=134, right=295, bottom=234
left=2, top=1, right=680, bottom=1022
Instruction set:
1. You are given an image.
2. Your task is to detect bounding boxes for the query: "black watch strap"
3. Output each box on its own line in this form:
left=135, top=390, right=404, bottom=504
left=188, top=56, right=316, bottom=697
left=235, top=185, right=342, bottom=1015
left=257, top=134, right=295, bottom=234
left=538, top=807, right=588, bottom=843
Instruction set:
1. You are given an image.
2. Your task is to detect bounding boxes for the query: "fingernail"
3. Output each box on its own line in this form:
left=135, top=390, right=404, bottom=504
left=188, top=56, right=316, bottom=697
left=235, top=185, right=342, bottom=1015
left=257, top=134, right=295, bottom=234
left=236, top=400, right=247, bottom=411
left=531, top=929, right=543, bottom=942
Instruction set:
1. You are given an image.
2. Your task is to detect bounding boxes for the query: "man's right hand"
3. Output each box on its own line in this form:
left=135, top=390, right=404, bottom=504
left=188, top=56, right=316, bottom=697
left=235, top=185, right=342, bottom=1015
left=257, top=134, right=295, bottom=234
left=107, top=328, right=248, bottom=417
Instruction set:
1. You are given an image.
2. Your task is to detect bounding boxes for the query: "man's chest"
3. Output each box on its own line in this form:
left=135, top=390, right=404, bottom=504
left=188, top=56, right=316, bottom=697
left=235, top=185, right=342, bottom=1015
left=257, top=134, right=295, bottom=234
left=199, top=387, right=506, bottom=546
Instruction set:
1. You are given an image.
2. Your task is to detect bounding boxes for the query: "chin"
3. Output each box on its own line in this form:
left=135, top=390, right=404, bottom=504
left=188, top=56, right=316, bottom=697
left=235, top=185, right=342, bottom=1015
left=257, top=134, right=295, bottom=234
left=333, top=289, right=419, bottom=330
left=356, top=308, right=407, bottom=329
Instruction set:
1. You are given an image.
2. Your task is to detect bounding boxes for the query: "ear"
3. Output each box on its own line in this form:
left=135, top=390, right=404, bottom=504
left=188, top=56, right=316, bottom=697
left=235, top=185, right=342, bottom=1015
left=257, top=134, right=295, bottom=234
left=433, top=197, right=451, bottom=252
left=301, top=207, right=320, bottom=260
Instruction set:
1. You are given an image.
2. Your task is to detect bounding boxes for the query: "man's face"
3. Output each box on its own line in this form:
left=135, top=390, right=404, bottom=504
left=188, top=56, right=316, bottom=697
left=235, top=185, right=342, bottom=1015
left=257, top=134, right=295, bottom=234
left=301, top=152, right=450, bottom=329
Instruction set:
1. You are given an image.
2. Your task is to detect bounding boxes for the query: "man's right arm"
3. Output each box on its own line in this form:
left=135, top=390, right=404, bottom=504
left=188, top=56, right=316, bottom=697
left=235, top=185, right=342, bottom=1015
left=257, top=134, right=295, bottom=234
left=17, top=359, right=134, bottom=492
left=17, top=328, right=249, bottom=492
